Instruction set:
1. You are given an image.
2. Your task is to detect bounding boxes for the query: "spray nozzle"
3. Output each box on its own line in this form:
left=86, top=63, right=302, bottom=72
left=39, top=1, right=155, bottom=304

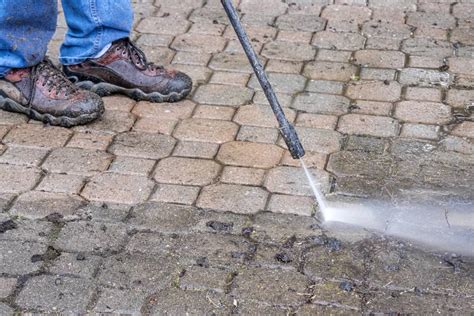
left=280, top=123, right=305, bottom=159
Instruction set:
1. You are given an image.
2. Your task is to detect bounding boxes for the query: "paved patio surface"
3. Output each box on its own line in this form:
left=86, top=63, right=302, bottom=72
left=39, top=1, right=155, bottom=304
left=0, top=0, right=473, bottom=314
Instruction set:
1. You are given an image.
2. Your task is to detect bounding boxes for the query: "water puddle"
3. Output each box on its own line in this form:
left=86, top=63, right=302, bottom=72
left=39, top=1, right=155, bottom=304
left=300, top=159, right=474, bottom=256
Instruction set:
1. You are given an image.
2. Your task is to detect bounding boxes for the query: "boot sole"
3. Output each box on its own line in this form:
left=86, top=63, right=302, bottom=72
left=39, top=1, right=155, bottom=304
left=0, top=95, right=103, bottom=128
left=71, top=79, right=191, bottom=103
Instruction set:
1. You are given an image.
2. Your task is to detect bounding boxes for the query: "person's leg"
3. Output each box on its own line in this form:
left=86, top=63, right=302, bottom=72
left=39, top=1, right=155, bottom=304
left=61, top=0, right=192, bottom=103
left=60, top=0, right=133, bottom=65
left=0, top=0, right=104, bottom=127
left=0, top=0, right=57, bottom=77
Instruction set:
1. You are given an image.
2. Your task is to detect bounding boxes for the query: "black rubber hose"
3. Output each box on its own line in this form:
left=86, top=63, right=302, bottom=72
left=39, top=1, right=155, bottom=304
left=221, top=0, right=305, bottom=159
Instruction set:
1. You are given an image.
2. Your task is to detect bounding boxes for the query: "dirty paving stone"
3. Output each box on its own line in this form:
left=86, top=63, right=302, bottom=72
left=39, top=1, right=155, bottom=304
left=1, top=1, right=473, bottom=314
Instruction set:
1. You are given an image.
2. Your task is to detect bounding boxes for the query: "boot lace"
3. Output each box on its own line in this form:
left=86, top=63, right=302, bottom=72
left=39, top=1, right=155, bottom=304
left=115, top=39, right=164, bottom=71
left=28, top=59, right=78, bottom=106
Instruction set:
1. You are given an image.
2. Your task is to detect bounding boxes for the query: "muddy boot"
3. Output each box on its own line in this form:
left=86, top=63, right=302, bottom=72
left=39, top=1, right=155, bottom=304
left=0, top=59, right=104, bottom=127
left=63, top=38, right=193, bottom=103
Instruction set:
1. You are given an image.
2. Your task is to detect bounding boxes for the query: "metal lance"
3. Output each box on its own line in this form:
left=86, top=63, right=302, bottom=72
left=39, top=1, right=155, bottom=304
left=221, top=0, right=305, bottom=159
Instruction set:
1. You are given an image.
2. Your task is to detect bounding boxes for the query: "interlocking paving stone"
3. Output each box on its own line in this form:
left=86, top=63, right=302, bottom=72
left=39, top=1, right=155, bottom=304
left=171, top=33, right=226, bottom=53
left=338, top=114, right=400, bottom=137
left=154, top=157, right=220, bottom=186
left=66, top=131, right=113, bottom=151
left=136, top=16, right=191, bottom=35
left=401, top=38, right=453, bottom=58
left=150, top=288, right=230, bottom=314
left=290, top=127, right=343, bottom=154
left=82, top=173, right=154, bottom=204
left=102, top=96, right=136, bottom=112
left=42, top=147, right=112, bottom=176
left=362, top=21, right=412, bottom=40
left=312, top=31, right=366, bottom=50
left=0, top=218, right=52, bottom=243
left=232, top=267, right=310, bottom=305
left=0, top=146, right=48, bottom=166
left=94, top=287, right=148, bottom=314
left=262, top=41, right=317, bottom=62
left=179, top=266, right=231, bottom=293
left=217, top=141, right=283, bottom=168
left=75, top=110, right=135, bottom=134
left=197, top=184, right=268, bottom=214
left=0, top=277, right=16, bottom=299
left=174, top=118, right=239, bottom=144
left=405, top=87, right=442, bottom=102
left=240, top=0, right=287, bottom=16
left=128, top=202, right=201, bottom=233
left=296, top=113, right=338, bottom=130
left=193, top=105, right=235, bottom=120
left=237, top=126, right=279, bottom=144
left=48, top=252, right=102, bottom=279
left=234, top=105, right=296, bottom=128
left=321, top=5, right=372, bottom=23
left=265, top=166, right=330, bottom=196
left=0, top=303, right=14, bottom=315
left=55, top=221, right=127, bottom=253
left=3, top=124, right=71, bottom=148
left=354, top=50, right=406, bottom=68
left=394, top=101, right=452, bottom=125
left=221, top=166, right=265, bottom=186
left=173, top=141, right=219, bottom=159
left=398, top=68, right=452, bottom=87
left=0, top=240, right=47, bottom=275
left=303, top=61, right=357, bottom=81
left=209, top=52, right=254, bottom=73
left=346, top=81, right=402, bottom=102
left=10, top=191, right=84, bottom=220
left=267, top=194, right=315, bottom=216
left=193, top=84, right=253, bottom=106
left=452, top=122, right=474, bottom=138
left=248, top=73, right=306, bottom=94
left=132, top=100, right=195, bottom=119
left=401, top=123, right=439, bottom=140
left=16, top=275, right=94, bottom=312
left=292, top=93, right=350, bottom=115
left=275, top=14, right=326, bottom=32
left=0, top=164, right=42, bottom=194
left=109, top=132, right=176, bottom=159
left=108, top=156, right=156, bottom=176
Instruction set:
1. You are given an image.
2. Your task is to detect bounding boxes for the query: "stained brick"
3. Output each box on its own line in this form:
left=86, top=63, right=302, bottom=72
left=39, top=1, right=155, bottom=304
left=354, top=50, right=405, bottom=68
left=154, top=157, right=220, bottom=186
left=346, top=81, right=402, bottom=102
left=217, top=141, right=283, bottom=168
left=3, top=124, right=71, bottom=148
left=109, top=132, right=176, bottom=159
left=338, top=114, right=400, bottom=137
left=0, top=164, right=41, bottom=194
left=312, top=31, right=366, bottom=50
left=171, top=34, right=226, bottom=53
left=221, top=166, right=265, bottom=186
left=276, top=14, right=326, bottom=32
left=82, top=173, right=154, bottom=204
left=262, top=41, right=316, bottom=62
left=395, top=101, right=452, bottom=124
left=174, top=118, right=238, bottom=143
left=268, top=194, right=315, bottom=216
left=303, top=61, right=357, bottom=81
left=197, top=184, right=268, bottom=214
left=265, top=166, right=329, bottom=196
left=321, top=5, right=371, bottom=23
left=150, top=184, right=200, bottom=205
left=292, top=93, right=350, bottom=115
left=42, top=148, right=112, bottom=176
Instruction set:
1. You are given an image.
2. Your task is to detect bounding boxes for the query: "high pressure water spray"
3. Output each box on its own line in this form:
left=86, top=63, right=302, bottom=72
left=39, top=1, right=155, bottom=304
left=221, top=0, right=305, bottom=159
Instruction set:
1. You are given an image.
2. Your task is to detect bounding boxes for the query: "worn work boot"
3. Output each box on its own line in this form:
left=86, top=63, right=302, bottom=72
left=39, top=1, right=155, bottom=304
left=0, top=60, right=104, bottom=127
left=64, top=38, right=193, bottom=103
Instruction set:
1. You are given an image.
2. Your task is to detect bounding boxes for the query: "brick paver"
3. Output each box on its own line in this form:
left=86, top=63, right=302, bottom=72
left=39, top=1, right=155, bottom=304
left=0, top=0, right=473, bottom=314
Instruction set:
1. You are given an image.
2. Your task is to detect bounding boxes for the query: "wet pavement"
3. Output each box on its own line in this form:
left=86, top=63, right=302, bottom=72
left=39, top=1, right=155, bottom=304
left=1, top=0, right=473, bottom=314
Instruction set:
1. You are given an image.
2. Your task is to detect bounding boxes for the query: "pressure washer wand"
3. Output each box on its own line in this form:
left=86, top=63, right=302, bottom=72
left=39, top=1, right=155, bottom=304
left=221, top=0, right=305, bottom=159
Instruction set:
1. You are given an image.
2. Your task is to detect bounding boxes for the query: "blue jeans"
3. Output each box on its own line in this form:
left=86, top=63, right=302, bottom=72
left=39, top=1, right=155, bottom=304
left=0, top=0, right=133, bottom=77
